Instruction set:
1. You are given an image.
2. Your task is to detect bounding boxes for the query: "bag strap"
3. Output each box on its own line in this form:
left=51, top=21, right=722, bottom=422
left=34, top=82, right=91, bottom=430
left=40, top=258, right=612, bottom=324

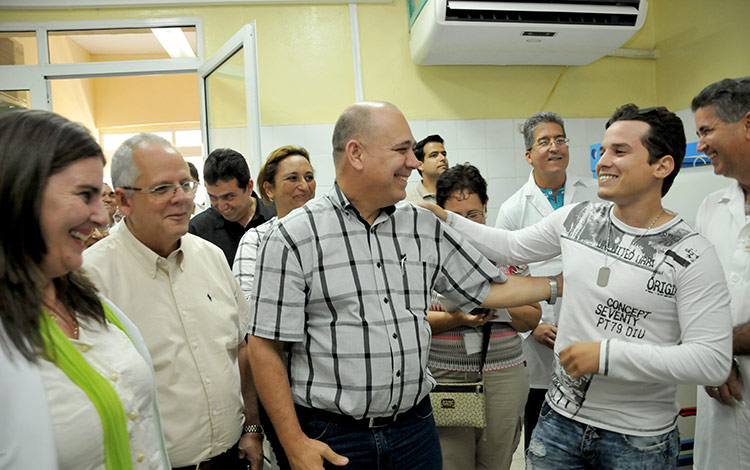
left=477, top=322, right=491, bottom=379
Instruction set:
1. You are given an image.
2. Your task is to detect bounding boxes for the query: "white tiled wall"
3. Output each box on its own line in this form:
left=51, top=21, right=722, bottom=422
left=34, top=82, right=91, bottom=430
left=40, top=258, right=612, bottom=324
left=260, top=117, right=607, bottom=224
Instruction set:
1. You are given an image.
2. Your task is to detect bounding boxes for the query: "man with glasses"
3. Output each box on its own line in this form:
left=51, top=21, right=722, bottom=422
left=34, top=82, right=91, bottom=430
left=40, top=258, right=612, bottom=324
left=82, top=134, right=264, bottom=470
left=189, top=148, right=275, bottom=267
left=691, top=77, right=750, bottom=470
left=494, top=111, right=599, bottom=449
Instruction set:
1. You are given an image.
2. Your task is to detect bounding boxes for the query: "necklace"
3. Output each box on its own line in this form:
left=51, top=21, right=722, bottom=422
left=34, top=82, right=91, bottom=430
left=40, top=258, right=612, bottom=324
left=597, top=207, right=664, bottom=288
left=49, top=307, right=79, bottom=339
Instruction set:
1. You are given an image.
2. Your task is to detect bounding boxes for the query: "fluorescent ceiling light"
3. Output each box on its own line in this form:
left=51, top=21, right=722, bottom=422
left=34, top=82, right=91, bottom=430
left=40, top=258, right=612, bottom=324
left=151, top=27, right=195, bottom=58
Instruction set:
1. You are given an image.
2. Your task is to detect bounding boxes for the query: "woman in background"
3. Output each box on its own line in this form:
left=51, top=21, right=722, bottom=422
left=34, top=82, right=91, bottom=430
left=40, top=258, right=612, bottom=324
left=233, top=144, right=316, bottom=470
left=0, top=110, right=169, bottom=469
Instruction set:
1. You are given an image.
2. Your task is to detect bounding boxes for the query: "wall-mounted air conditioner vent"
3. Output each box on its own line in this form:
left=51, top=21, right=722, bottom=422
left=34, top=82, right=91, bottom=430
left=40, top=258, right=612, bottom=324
left=445, top=1, right=641, bottom=26
left=410, top=0, right=648, bottom=65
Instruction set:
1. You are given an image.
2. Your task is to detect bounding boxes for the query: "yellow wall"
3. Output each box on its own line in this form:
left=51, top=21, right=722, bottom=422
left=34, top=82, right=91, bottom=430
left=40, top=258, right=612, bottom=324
left=0, top=0, right=747, bottom=124
left=653, top=0, right=750, bottom=113
left=92, top=72, right=200, bottom=129
left=48, top=36, right=97, bottom=133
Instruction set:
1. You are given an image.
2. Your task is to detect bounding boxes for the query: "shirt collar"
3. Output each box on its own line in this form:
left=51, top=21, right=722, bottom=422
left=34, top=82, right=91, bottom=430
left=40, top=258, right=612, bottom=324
left=119, top=218, right=185, bottom=278
left=329, top=182, right=396, bottom=227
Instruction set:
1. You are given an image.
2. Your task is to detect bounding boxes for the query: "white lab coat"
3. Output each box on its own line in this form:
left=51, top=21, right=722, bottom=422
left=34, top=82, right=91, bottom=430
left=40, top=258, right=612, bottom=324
left=494, top=170, right=599, bottom=388
left=694, top=181, right=750, bottom=470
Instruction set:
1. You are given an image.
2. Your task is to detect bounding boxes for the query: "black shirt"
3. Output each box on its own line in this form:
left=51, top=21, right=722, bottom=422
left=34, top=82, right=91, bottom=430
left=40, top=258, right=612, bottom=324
left=188, top=191, right=276, bottom=267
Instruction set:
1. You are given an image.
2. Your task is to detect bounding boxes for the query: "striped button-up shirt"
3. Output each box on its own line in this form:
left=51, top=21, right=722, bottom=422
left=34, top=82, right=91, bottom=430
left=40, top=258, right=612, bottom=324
left=250, top=184, right=504, bottom=419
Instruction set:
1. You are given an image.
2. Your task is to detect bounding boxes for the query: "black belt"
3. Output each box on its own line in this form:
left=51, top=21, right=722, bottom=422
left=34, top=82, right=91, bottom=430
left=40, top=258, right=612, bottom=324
left=295, top=396, right=429, bottom=430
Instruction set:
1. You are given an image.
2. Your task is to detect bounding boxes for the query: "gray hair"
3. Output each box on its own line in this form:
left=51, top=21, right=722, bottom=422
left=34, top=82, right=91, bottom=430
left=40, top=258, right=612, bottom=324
left=521, top=112, right=566, bottom=150
left=691, top=77, right=750, bottom=123
left=111, top=133, right=172, bottom=189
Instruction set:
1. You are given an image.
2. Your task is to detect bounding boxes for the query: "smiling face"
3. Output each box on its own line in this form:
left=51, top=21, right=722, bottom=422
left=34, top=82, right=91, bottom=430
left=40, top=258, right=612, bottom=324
left=264, top=154, right=316, bottom=218
left=40, top=157, right=108, bottom=281
left=695, top=105, right=750, bottom=184
left=117, top=142, right=194, bottom=257
left=419, top=141, right=448, bottom=180
left=206, top=178, right=254, bottom=224
left=359, top=106, right=419, bottom=209
left=526, top=122, right=569, bottom=179
left=596, top=120, right=666, bottom=207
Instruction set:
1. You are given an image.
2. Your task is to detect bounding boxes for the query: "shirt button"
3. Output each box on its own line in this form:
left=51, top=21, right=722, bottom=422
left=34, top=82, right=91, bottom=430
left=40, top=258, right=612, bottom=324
left=392, top=404, right=397, bottom=410
left=182, top=311, right=188, bottom=317
left=731, top=274, right=740, bottom=282
left=192, top=342, right=199, bottom=349
left=110, top=373, right=118, bottom=382
left=128, top=411, right=138, bottom=420
left=212, top=410, right=218, bottom=416
left=383, top=298, right=389, bottom=304
left=205, top=377, right=212, bottom=384
left=214, top=441, right=220, bottom=447
left=377, top=262, right=381, bottom=268
left=396, top=370, right=401, bottom=377
left=392, top=333, right=398, bottom=339
left=79, top=344, right=91, bottom=353
left=137, top=454, right=145, bottom=462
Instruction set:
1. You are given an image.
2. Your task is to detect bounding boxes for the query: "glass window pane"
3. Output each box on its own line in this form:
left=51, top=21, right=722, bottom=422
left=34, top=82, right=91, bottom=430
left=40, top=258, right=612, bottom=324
left=0, top=89, right=31, bottom=110
left=48, top=26, right=197, bottom=64
left=205, top=48, right=250, bottom=162
left=102, top=132, right=137, bottom=151
left=175, top=129, right=202, bottom=147
left=0, top=32, right=38, bottom=65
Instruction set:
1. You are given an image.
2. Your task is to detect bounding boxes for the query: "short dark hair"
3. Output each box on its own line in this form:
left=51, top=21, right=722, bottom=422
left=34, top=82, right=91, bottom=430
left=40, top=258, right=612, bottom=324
left=203, top=148, right=250, bottom=187
left=436, top=163, right=488, bottom=208
left=691, top=76, right=750, bottom=123
left=257, top=145, right=312, bottom=204
left=414, top=134, right=444, bottom=163
left=605, top=104, right=686, bottom=197
left=187, top=161, right=200, bottom=182
left=0, top=110, right=106, bottom=362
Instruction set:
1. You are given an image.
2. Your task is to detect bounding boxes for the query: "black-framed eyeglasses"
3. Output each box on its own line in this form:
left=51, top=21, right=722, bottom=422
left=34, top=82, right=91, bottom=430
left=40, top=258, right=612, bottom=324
left=121, top=180, right=197, bottom=200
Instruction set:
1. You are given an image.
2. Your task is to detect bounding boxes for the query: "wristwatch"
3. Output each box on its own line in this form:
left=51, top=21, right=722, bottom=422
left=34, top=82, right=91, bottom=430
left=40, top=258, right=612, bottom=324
left=243, top=424, right=264, bottom=437
left=547, top=276, right=558, bottom=305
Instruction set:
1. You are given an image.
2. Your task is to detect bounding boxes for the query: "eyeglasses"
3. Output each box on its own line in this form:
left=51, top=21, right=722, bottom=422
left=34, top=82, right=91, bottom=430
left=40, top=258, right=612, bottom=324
left=121, top=180, right=197, bottom=200
left=465, top=208, right=486, bottom=222
left=534, top=138, right=570, bottom=150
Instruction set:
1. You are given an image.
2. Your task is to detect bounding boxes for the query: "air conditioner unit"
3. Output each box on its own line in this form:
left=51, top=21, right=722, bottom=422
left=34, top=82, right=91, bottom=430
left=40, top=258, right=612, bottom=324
left=409, top=0, right=648, bottom=66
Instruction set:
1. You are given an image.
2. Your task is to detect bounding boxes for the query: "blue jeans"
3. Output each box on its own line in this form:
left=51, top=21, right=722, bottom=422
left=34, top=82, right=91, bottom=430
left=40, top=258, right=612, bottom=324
left=296, top=398, right=442, bottom=470
left=526, top=402, right=680, bottom=470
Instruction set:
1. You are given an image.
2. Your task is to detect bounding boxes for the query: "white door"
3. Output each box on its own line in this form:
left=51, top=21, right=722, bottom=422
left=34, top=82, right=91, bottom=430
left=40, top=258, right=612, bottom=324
left=198, top=23, right=262, bottom=178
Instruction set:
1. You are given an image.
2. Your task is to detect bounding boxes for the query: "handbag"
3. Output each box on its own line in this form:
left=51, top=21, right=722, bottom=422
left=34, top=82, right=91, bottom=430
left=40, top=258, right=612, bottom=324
left=430, top=323, right=490, bottom=428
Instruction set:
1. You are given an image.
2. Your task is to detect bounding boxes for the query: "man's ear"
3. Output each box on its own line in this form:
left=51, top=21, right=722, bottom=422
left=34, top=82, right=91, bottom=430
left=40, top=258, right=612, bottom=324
left=653, top=155, right=675, bottom=181
left=525, top=150, right=533, bottom=166
left=741, top=111, right=750, bottom=141
left=346, top=139, right=365, bottom=171
left=246, top=179, right=254, bottom=194
left=114, top=188, right=133, bottom=218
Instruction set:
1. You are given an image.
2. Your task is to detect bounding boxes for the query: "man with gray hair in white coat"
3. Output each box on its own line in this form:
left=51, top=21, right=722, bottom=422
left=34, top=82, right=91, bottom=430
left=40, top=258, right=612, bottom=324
left=494, top=111, right=599, bottom=449
left=692, top=76, right=750, bottom=470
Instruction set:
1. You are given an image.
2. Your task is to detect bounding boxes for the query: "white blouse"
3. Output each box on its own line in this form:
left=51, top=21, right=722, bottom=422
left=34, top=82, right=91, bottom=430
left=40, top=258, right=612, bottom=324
left=38, top=315, right=167, bottom=470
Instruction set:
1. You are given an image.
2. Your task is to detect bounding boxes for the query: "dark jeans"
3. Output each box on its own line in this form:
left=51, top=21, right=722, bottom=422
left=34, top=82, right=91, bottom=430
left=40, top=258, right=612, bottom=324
left=524, top=387, right=547, bottom=451
left=295, top=397, right=442, bottom=470
left=172, top=440, right=249, bottom=470
left=526, top=401, right=680, bottom=470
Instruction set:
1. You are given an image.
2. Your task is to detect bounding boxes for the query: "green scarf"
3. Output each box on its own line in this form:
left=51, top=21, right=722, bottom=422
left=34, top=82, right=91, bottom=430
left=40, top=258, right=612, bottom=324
left=40, top=302, right=133, bottom=470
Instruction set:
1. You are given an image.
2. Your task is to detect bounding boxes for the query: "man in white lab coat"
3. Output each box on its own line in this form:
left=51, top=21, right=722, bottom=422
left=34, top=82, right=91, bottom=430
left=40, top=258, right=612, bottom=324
left=692, top=76, right=750, bottom=470
left=494, top=111, right=599, bottom=449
